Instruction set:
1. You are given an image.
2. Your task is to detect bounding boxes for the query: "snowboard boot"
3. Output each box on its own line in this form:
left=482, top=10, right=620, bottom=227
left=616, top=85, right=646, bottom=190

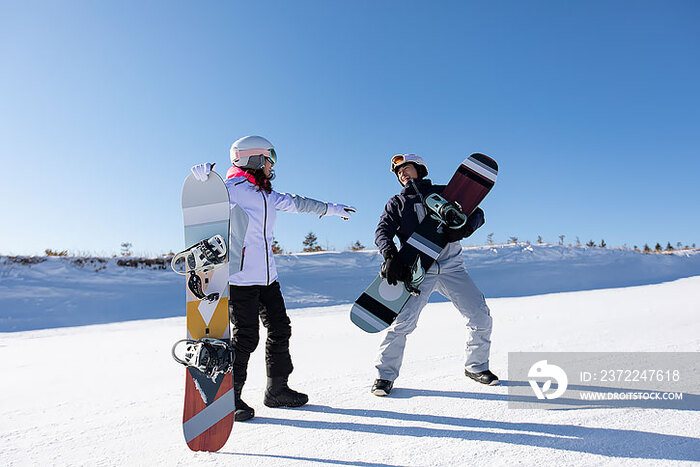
left=465, top=369, right=500, bottom=386
left=263, top=376, right=309, bottom=408
left=371, top=379, right=394, bottom=396
left=233, top=383, right=255, bottom=421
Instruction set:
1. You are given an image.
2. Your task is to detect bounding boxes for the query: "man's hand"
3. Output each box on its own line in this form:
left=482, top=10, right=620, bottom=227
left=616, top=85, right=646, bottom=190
left=465, top=207, right=485, bottom=236
left=381, top=254, right=411, bottom=286
left=443, top=207, right=485, bottom=242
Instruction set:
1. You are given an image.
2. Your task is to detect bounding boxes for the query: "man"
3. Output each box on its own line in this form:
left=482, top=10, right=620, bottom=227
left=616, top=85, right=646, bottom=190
left=372, top=154, right=497, bottom=396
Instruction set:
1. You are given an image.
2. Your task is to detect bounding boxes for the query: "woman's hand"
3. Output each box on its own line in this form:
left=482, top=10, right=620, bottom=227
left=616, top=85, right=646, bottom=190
left=191, top=162, right=215, bottom=181
left=325, top=203, right=357, bottom=220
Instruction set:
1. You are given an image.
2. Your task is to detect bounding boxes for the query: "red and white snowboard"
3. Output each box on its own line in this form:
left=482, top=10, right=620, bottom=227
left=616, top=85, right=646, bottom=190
left=179, top=171, right=234, bottom=451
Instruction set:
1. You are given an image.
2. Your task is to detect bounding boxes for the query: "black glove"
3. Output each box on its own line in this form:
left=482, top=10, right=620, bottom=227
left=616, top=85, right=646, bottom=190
left=466, top=207, right=485, bottom=235
left=381, top=251, right=411, bottom=286
left=442, top=207, right=485, bottom=242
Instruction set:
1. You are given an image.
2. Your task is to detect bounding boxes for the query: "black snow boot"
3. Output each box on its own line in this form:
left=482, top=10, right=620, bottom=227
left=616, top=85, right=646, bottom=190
left=233, top=383, right=255, bottom=421
left=371, top=379, right=394, bottom=396
left=465, top=369, right=500, bottom=386
left=263, top=376, right=308, bottom=408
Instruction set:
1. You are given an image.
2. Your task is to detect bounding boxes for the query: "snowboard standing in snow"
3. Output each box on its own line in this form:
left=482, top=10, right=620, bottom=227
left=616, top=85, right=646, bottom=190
left=172, top=170, right=234, bottom=451
left=350, top=153, right=498, bottom=333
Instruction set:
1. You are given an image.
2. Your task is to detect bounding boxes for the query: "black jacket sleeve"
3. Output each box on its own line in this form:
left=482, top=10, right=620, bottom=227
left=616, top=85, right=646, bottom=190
left=375, top=196, right=402, bottom=259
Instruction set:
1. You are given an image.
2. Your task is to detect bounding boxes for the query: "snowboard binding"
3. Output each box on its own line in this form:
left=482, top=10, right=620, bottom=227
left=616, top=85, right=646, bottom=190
left=171, top=234, right=228, bottom=275
left=172, top=337, right=235, bottom=382
left=424, top=193, right=467, bottom=230
left=171, top=234, right=227, bottom=302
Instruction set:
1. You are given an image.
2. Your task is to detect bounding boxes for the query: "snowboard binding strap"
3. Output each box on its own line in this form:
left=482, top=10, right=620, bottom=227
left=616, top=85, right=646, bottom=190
left=424, top=193, right=468, bottom=230
left=187, top=273, right=220, bottom=302
left=172, top=338, right=235, bottom=382
left=405, top=256, right=425, bottom=296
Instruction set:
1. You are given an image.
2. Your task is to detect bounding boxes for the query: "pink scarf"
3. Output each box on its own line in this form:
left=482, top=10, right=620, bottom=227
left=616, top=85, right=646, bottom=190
left=226, top=166, right=258, bottom=185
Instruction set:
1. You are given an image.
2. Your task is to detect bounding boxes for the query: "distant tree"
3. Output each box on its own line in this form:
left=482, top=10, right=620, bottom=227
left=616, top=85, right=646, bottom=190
left=600, top=239, right=606, bottom=248
left=350, top=240, right=365, bottom=251
left=487, top=233, right=494, bottom=245
left=271, top=239, right=284, bottom=255
left=665, top=242, right=674, bottom=251
left=537, top=235, right=543, bottom=244
left=121, top=242, right=133, bottom=257
left=586, top=240, right=596, bottom=247
left=694, top=243, right=697, bottom=248
left=633, top=245, right=639, bottom=251
left=302, top=232, right=323, bottom=252
left=654, top=242, right=662, bottom=252
left=643, top=243, right=651, bottom=253
left=676, top=242, right=682, bottom=249
left=508, top=236, right=518, bottom=244
left=558, top=235, right=565, bottom=245
left=576, top=237, right=581, bottom=247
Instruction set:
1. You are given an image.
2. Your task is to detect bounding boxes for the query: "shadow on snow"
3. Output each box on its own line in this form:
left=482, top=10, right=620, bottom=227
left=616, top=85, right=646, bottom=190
left=241, top=399, right=699, bottom=462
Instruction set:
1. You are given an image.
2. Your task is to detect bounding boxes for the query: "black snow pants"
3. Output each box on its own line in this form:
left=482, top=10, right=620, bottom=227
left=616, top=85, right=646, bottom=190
left=229, top=281, right=293, bottom=386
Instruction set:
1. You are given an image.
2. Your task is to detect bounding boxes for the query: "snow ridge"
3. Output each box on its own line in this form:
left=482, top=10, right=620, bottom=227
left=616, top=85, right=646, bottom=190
left=1, top=244, right=699, bottom=332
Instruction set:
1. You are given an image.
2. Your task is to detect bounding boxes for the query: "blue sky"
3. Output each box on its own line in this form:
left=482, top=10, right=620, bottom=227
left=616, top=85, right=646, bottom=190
left=1, top=1, right=698, bottom=255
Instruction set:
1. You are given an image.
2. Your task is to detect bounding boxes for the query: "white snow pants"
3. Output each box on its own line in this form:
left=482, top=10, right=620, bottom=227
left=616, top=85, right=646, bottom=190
left=375, top=243, right=493, bottom=381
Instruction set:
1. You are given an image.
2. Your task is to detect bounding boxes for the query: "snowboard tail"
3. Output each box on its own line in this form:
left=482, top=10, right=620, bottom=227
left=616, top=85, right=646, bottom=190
left=351, top=275, right=411, bottom=332
left=183, top=366, right=234, bottom=451
left=350, top=153, right=498, bottom=333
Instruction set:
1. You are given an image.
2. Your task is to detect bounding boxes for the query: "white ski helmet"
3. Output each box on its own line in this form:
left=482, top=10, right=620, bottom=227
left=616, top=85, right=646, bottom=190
left=391, top=154, right=428, bottom=179
left=230, top=135, right=277, bottom=170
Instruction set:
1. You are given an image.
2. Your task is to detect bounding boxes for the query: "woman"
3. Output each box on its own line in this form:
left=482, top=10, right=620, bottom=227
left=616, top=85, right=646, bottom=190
left=191, top=135, right=355, bottom=421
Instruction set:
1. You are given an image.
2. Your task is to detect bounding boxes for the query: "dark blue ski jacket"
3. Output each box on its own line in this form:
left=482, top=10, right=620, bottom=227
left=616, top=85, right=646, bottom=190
left=375, top=178, right=445, bottom=259
left=375, top=177, right=486, bottom=260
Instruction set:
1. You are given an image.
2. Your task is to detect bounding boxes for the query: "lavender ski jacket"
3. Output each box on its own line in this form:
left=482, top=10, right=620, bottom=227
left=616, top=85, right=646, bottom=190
left=225, top=174, right=328, bottom=286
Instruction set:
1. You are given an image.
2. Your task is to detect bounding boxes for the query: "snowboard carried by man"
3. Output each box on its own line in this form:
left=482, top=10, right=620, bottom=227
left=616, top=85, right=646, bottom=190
left=351, top=153, right=499, bottom=396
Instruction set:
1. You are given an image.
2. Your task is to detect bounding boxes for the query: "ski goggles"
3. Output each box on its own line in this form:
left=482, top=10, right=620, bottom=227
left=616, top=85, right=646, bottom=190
left=236, top=148, right=277, bottom=167
left=391, top=154, right=421, bottom=172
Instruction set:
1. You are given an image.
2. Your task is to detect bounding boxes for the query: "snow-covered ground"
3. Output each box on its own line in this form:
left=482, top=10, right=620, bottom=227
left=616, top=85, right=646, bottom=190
left=1, top=245, right=699, bottom=465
